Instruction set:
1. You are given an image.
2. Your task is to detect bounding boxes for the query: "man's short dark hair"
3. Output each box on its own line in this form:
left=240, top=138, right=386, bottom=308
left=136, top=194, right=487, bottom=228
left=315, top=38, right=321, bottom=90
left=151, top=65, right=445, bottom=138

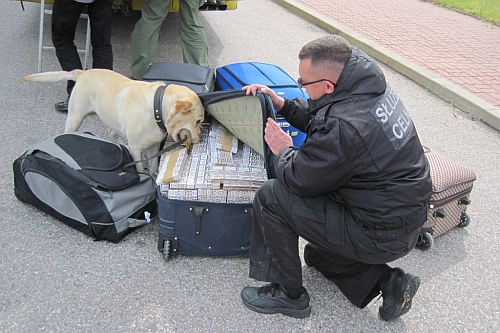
left=299, top=35, right=352, bottom=79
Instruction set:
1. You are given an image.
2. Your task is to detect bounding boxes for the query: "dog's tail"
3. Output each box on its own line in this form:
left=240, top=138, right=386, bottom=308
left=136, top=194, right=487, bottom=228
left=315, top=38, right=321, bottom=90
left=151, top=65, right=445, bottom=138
left=22, top=69, right=82, bottom=83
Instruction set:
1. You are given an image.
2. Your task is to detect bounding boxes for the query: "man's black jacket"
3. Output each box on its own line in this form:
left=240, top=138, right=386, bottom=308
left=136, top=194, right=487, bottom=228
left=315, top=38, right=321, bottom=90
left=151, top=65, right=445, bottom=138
left=276, top=47, right=432, bottom=231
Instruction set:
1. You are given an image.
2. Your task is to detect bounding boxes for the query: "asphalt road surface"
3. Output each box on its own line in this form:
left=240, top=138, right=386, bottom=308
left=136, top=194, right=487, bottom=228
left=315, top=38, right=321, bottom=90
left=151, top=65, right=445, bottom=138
left=1, top=0, right=499, bottom=332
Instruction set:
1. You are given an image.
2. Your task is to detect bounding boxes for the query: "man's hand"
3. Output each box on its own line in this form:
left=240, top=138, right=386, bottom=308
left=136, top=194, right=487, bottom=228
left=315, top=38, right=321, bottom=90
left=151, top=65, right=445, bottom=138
left=265, top=117, right=293, bottom=154
left=242, top=84, right=285, bottom=111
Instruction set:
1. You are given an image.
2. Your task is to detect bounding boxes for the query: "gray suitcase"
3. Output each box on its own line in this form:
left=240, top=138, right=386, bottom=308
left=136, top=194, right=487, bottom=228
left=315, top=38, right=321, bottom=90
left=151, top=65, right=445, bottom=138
left=416, top=147, right=476, bottom=250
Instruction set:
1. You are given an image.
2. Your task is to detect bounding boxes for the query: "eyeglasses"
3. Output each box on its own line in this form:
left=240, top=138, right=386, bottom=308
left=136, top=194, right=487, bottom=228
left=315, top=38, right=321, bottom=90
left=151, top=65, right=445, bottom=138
left=297, top=77, right=336, bottom=88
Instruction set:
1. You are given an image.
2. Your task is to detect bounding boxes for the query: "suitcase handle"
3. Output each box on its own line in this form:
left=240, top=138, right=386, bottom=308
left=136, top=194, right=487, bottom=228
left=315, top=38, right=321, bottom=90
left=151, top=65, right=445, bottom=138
left=189, top=205, right=209, bottom=234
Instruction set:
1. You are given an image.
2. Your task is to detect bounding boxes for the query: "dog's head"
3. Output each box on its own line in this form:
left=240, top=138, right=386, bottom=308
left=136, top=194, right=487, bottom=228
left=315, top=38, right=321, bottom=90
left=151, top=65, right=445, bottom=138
left=163, top=85, right=204, bottom=144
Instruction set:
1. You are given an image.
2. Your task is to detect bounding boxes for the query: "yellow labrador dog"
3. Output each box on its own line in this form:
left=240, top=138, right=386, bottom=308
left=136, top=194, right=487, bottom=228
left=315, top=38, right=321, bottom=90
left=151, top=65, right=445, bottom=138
left=22, top=69, right=204, bottom=176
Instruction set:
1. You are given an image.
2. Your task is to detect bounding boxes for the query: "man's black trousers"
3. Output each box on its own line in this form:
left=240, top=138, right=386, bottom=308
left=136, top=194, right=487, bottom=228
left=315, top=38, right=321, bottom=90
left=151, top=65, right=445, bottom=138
left=51, top=0, right=114, bottom=95
left=249, top=179, right=420, bottom=308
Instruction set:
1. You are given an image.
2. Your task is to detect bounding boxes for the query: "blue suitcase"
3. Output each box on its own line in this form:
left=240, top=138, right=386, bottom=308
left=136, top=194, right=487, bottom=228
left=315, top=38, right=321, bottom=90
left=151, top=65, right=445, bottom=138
left=157, top=90, right=276, bottom=260
left=215, top=62, right=308, bottom=147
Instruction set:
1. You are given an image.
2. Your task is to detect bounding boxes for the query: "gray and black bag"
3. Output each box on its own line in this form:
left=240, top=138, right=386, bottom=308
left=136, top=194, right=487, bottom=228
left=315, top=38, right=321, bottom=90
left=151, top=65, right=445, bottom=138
left=13, top=132, right=158, bottom=243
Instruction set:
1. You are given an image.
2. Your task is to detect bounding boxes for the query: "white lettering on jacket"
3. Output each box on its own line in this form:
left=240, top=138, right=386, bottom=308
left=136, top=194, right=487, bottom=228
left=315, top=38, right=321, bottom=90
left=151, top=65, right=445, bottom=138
left=372, top=86, right=414, bottom=149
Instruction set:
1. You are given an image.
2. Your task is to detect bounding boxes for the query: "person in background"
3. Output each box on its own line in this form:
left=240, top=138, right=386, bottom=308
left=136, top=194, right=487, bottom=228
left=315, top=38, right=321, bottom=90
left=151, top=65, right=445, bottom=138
left=51, top=0, right=114, bottom=112
left=241, top=35, right=432, bottom=321
left=130, top=0, right=208, bottom=80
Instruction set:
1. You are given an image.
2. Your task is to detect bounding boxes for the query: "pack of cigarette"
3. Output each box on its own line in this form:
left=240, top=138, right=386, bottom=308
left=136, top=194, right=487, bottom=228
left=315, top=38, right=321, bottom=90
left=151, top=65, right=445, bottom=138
left=157, top=119, right=268, bottom=203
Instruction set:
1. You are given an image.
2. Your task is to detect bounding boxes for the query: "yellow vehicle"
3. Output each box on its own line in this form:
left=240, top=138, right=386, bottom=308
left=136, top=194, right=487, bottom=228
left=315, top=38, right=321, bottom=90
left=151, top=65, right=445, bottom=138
left=18, top=0, right=238, bottom=15
left=114, top=0, right=239, bottom=14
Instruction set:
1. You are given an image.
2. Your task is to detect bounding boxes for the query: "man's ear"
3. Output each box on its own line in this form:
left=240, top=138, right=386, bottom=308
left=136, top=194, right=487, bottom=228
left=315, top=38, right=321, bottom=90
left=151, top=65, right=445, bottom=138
left=325, top=82, right=335, bottom=94
left=175, top=99, right=193, bottom=114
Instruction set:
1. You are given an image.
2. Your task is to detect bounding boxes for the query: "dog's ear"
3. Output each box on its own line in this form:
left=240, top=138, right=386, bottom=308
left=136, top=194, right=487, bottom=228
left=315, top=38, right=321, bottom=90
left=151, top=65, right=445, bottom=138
left=174, top=99, right=194, bottom=114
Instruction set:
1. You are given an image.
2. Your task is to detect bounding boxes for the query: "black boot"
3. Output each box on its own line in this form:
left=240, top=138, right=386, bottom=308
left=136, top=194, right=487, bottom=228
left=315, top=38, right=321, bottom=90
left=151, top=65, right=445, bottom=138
left=378, top=268, right=420, bottom=321
left=54, top=96, right=70, bottom=112
left=241, top=283, right=311, bottom=319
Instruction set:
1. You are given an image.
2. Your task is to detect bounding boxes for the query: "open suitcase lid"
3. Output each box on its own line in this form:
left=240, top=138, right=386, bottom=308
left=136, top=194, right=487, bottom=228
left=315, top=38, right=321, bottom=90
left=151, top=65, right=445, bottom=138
left=198, top=90, right=277, bottom=179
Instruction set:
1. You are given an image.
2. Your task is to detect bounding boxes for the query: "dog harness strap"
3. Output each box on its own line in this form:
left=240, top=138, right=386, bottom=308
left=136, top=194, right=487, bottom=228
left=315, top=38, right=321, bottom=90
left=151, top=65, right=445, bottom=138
left=153, top=85, right=168, bottom=133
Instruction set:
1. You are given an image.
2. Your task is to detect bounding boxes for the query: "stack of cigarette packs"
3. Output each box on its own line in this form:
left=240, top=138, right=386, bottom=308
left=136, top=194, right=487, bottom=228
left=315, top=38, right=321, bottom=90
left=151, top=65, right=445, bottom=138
left=156, top=119, right=268, bottom=204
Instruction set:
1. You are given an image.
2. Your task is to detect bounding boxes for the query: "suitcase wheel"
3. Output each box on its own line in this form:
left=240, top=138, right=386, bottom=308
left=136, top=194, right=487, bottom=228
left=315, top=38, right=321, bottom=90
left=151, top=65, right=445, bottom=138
left=162, top=239, right=173, bottom=262
left=416, top=231, right=434, bottom=251
left=457, top=211, right=471, bottom=228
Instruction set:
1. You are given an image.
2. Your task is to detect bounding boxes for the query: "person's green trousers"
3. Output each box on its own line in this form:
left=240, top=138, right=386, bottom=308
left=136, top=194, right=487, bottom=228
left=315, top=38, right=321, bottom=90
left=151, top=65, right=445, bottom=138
left=130, top=0, right=209, bottom=79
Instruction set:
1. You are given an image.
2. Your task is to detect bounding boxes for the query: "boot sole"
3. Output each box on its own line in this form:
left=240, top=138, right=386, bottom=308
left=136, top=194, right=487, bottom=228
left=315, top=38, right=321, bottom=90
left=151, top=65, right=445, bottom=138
left=380, top=273, right=420, bottom=321
left=54, top=106, right=68, bottom=112
left=243, top=302, right=312, bottom=319
left=400, top=274, right=420, bottom=316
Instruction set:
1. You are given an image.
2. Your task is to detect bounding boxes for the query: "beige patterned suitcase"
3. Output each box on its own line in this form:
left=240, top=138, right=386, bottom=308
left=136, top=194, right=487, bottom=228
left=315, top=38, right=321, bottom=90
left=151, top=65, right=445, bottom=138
left=416, top=147, right=477, bottom=250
